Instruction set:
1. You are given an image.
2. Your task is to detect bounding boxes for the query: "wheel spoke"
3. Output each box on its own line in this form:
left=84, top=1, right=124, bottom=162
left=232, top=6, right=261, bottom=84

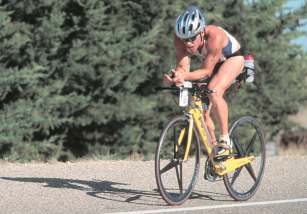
left=245, top=163, right=257, bottom=182
left=173, top=127, right=177, bottom=158
left=160, top=160, right=178, bottom=174
left=180, top=163, right=183, bottom=193
left=246, top=131, right=257, bottom=154
left=230, top=166, right=243, bottom=185
left=233, top=137, right=245, bottom=156
left=175, top=163, right=183, bottom=192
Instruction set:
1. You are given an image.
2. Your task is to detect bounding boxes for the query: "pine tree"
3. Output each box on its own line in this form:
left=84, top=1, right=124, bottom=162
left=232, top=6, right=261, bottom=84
left=0, top=0, right=306, bottom=161
left=220, top=0, right=307, bottom=136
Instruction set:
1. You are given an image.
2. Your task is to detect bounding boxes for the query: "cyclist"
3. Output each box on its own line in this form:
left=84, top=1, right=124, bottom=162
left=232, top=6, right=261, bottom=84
left=163, top=5, right=244, bottom=158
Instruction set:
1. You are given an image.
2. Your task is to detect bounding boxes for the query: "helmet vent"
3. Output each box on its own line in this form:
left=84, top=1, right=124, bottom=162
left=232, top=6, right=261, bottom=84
left=189, top=24, right=193, bottom=31
left=196, top=23, right=200, bottom=30
left=182, top=26, right=186, bottom=34
left=184, top=14, right=188, bottom=22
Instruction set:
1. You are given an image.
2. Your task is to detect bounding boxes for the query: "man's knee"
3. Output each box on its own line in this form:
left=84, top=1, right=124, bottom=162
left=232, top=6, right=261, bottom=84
left=208, top=81, right=226, bottom=98
left=208, top=89, right=223, bottom=106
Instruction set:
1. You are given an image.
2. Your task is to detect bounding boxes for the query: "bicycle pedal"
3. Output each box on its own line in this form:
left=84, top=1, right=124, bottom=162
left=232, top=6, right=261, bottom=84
left=204, top=158, right=218, bottom=182
left=204, top=171, right=218, bottom=182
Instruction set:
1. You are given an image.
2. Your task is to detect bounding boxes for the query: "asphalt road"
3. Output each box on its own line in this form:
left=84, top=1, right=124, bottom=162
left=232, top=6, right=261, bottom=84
left=0, top=156, right=307, bottom=214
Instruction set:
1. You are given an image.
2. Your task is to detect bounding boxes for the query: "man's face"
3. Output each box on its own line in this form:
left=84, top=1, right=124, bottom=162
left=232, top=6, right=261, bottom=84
left=182, top=33, right=202, bottom=54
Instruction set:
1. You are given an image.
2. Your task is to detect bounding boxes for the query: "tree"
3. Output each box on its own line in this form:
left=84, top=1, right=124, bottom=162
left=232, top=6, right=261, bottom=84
left=220, top=0, right=307, bottom=137
left=0, top=0, right=306, bottom=161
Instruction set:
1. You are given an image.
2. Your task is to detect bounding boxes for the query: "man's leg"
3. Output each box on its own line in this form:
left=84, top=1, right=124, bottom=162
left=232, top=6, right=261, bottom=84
left=203, top=103, right=217, bottom=145
left=208, top=56, right=244, bottom=154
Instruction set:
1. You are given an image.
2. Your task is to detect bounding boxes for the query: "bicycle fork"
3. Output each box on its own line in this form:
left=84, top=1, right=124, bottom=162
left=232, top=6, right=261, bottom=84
left=175, top=114, right=194, bottom=161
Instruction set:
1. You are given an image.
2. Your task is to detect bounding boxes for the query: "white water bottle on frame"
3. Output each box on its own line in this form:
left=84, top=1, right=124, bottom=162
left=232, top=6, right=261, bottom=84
left=244, top=55, right=255, bottom=83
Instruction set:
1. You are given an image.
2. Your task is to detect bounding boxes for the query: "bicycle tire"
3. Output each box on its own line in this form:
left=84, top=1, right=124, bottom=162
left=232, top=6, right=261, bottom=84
left=223, top=116, right=266, bottom=201
left=155, top=115, right=200, bottom=205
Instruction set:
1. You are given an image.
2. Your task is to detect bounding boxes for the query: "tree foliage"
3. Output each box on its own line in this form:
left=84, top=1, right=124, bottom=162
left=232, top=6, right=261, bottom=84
left=0, top=0, right=306, bottom=161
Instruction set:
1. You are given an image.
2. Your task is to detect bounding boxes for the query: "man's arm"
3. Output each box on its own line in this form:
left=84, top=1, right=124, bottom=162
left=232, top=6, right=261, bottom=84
left=182, top=52, right=220, bottom=80
left=163, top=35, right=189, bottom=85
left=182, top=31, right=224, bottom=80
left=174, top=34, right=190, bottom=73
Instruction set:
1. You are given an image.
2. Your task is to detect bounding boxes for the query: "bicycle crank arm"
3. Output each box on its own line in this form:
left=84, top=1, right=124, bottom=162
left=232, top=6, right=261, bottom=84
left=213, top=156, right=254, bottom=176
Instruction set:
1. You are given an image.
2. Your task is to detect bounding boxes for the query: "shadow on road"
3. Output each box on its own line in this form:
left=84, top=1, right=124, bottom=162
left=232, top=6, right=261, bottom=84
left=1, top=177, right=231, bottom=205
left=1, top=176, right=164, bottom=206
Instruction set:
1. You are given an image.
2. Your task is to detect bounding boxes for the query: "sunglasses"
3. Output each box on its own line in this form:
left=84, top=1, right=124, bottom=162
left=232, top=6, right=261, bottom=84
left=182, top=34, right=198, bottom=43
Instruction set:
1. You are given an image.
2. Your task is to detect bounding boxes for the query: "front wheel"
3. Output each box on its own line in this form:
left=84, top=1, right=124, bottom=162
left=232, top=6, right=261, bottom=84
left=223, top=116, right=266, bottom=201
left=155, top=115, right=200, bottom=205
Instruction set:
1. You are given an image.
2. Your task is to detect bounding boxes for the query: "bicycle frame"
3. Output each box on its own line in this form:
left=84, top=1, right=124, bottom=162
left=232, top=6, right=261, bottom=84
left=179, top=95, right=254, bottom=176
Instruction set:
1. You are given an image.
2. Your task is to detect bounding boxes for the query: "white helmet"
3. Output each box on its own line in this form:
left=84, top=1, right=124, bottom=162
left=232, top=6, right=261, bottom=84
left=175, top=6, right=206, bottom=39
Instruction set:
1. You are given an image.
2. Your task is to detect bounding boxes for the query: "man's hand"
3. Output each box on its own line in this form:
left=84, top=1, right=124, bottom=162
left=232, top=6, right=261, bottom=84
left=172, top=71, right=185, bottom=86
left=163, top=69, right=186, bottom=87
left=163, top=73, right=173, bottom=86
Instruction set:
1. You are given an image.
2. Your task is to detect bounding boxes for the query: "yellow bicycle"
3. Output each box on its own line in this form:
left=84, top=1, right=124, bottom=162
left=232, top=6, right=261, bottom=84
left=155, top=81, right=266, bottom=205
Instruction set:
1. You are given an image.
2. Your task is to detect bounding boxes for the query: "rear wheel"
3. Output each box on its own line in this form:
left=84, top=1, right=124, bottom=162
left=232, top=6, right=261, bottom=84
left=223, top=116, right=266, bottom=201
left=155, top=116, right=200, bottom=205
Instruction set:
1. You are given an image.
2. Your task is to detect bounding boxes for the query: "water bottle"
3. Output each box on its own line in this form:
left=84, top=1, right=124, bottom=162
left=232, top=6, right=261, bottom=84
left=244, top=55, right=255, bottom=83
left=179, top=81, right=192, bottom=107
